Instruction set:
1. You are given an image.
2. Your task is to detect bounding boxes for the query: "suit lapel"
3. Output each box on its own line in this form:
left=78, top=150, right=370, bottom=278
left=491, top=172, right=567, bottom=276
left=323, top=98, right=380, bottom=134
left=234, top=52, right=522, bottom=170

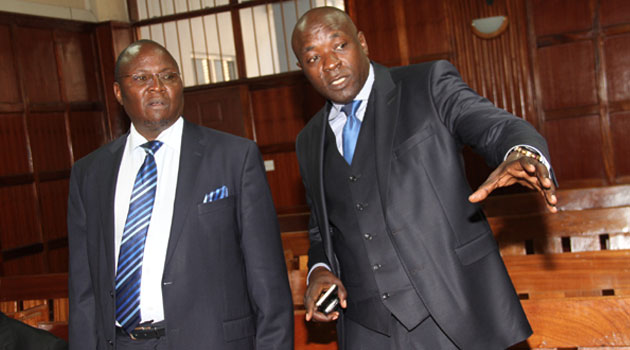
left=99, top=135, right=127, bottom=283
left=164, top=120, right=204, bottom=267
left=371, top=63, right=401, bottom=206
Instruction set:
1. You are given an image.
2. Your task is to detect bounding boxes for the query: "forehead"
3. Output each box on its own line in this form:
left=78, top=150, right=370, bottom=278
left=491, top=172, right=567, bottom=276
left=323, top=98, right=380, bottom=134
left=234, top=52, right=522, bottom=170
left=120, top=45, right=178, bottom=72
left=298, top=22, right=350, bottom=50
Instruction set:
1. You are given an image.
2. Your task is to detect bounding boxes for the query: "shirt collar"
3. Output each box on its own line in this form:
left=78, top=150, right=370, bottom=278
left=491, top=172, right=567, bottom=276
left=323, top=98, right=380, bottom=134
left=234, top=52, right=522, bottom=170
left=128, top=116, right=184, bottom=153
left=329, top=63, right=375, bottom=119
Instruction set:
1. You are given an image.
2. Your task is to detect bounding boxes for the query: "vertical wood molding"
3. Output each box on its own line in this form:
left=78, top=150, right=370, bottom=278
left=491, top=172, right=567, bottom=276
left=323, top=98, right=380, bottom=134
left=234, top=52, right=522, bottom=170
left=393, top=0, right=410, bottom=66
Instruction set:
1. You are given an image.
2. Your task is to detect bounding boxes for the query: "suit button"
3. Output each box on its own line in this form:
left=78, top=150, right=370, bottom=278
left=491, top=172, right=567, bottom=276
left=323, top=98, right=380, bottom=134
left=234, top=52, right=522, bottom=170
left=348, top=175, right=360, bottom=182
left=372, top=264, right=382, bottom=271
left=355, top=202, right=367, bottom=211
left=107, top=339, right=113, bottom=346
left=363, top=233, right=373, bottom=240
left=381, top=293, right=390, bottom=300
left=109, top=290, right=114, bottom=297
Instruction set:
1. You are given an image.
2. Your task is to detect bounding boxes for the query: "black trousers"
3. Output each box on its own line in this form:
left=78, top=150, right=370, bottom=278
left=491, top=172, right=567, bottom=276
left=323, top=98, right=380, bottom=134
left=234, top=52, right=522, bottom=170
left=343, top=314, right=459, bottom=350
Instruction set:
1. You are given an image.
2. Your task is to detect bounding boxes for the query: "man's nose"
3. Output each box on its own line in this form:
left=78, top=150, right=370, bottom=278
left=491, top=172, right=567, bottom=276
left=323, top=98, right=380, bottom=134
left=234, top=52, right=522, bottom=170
left=323, top=53, right=341, bottom=71
left=148, top=73, right=166, bottom=90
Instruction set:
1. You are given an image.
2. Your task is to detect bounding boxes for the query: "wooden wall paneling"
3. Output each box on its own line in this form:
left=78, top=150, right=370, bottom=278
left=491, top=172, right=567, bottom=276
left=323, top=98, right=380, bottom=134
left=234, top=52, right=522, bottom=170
left=402, top=0, right=451, bottom=63
left=14, top=26, right=62, bottom=105
left=1, top=255, right=46, bottom=276
left=0, top=24, right=20, bottom=106
left=183, top=85, right=247, bottom=138
left=611, top=111, right=630, bottom=180
left=26, top=113, right=71, bottom=173
left=604, top=33, right=630, bottom=103
left=262, top=151, right=306, bottom=214
left=95, top=22, right=134, bottom=140
left=0, top=184, right=41, bottom=250
left=54, top=30, right=101, bottom=103
left=531, top=0, right=595, bottom=37
left=352, top=0, right=401, bottom=67
left=0, top=113, right=31, bottom=177
left=38, top=179, right=69, bottom=242
left=69, top=110, right=107, bottom=162
left=544, top=115, right=607, bottom=186
left=249, top=80, right=312, bottom=147
left=600, top=0, right=630, bottom=27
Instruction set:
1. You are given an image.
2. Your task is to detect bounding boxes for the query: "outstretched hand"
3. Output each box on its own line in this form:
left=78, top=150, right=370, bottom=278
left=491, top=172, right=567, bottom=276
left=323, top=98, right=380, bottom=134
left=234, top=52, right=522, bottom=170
left=469, top=151, right=557, bottom=212
left=304, top=267, right=347, bottom=322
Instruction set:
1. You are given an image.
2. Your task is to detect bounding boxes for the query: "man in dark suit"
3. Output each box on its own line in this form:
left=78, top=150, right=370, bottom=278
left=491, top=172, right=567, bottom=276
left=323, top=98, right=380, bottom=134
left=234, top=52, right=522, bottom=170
left=67, top=40, right=293, bottom=349
left=292, top=7, right=557, bottom=350
left=0, top=312, right=67, bottom=350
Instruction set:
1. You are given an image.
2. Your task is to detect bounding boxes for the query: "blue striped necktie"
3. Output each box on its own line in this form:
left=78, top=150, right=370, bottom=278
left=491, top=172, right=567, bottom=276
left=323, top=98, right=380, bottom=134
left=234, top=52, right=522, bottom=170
left=115, top=140, right=163, bottom=333
left=342, top=100, right=362, bottom=165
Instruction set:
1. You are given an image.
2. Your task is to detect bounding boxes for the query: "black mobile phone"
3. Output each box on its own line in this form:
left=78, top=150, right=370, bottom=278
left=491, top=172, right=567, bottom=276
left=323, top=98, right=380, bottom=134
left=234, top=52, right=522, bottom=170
left=315, top=284, right=339, bottom=315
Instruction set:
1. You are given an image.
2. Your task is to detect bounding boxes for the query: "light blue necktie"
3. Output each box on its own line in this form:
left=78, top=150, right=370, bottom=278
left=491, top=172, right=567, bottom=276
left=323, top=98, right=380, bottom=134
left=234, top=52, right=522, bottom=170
left=115, top=140, right=163, bottom=333
left=342, top=100, right=362, bottom=165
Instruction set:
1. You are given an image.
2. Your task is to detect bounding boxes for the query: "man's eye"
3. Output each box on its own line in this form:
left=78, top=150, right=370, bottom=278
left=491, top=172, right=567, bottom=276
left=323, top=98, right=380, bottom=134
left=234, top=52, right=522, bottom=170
left=133, top=74, right=149, bottom=81
left=162, top=73, right=177, bottom=81
left=335, top=42, right=347, bottom=50
left=306, top=55, right=319, bottom=64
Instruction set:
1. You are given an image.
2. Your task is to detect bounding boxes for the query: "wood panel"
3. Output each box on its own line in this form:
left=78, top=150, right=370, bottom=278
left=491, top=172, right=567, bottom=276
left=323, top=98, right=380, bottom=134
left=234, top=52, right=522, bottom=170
left=545, top=115, right=606, bottom=186
left=183, top=85, right=248, bottom=138
left=69, top=110, right=106, bottom=162
left=0, top=24, right=20, bottom=105
left=14, top=26, right=61, bottom=104
left=532, top=0, right=594, bottom=37
left=352, top=0, right=401, bottom=67
left=520, top=297, right=630, bottom=348
left=600, top=0, right=630, bottom=27
left=27, top=112, right=71, bottom=173
left=38, top=179, right=69, bottom=242
left=0, top=184, right=41, bottom=250
left=250, top=79, right=316, bottom=147
left=604, top=33, right=630, bottom=103
left=55, top=30, right=101, bottom=103
left=0, top=113, right=31, bottom=176
left=537, top=41, right=598, bottom=111
left=611, top=111, right=630, bottom=179
left=263, top=151, right=306, bottom=214
left=402, top=0, right=451, bottom=61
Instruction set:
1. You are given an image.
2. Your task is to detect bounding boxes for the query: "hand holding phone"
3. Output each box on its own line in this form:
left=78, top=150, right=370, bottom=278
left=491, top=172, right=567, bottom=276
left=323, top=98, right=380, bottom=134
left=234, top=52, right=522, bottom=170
left=315, top=284, right=340, bottom=315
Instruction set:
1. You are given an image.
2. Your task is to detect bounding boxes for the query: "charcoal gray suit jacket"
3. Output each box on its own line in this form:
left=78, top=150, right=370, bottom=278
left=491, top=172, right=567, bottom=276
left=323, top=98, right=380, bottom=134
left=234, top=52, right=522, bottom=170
left=68, top=119, right=293, bottom=350
left=296, top=61, right=541, bottom=349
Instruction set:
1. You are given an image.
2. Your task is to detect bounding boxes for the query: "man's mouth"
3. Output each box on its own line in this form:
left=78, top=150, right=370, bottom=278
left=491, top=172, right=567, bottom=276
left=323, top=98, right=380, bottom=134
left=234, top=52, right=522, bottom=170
left=331, top=76, right=347, bottom=86
left=147, top=100, right=167, bottom=108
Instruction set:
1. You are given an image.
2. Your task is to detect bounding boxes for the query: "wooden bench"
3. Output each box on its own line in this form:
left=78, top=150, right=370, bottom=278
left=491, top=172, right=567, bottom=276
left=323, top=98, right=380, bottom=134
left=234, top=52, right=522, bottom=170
left=279, top=184, right=630, bottom=350
left=0, top=272, right=69, bottom=341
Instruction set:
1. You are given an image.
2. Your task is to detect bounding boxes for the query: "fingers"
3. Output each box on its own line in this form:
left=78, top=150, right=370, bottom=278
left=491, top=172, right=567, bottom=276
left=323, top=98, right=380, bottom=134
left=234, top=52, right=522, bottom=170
left=304, top=268, right=347, bottom=323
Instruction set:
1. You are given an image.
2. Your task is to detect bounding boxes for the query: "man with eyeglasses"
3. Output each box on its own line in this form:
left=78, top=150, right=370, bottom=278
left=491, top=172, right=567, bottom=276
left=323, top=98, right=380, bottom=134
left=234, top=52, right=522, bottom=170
left=67, top=40, right=293, bottom=350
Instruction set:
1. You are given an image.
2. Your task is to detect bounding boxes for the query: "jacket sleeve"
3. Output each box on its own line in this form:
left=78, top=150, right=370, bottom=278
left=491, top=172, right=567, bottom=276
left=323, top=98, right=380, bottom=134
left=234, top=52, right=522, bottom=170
left=67, top=165, right=97, bottom=350
left=429, top=60, right=551, bottom=168
left=238, top=142, right=294, bottom=350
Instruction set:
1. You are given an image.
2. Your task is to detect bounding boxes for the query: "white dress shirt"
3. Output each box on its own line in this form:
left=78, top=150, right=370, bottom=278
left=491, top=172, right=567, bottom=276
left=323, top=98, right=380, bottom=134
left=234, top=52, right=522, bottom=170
left=114, top=117, right=183, bottom=324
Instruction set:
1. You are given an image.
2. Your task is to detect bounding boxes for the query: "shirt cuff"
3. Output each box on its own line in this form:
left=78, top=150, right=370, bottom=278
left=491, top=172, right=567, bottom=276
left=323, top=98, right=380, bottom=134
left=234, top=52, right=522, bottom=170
left=307, top=263, right=331, bottom=285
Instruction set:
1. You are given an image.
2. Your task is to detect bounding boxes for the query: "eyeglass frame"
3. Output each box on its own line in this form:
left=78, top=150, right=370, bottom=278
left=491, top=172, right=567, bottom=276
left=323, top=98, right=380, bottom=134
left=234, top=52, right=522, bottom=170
left=117, top=71, right=181, bottom=86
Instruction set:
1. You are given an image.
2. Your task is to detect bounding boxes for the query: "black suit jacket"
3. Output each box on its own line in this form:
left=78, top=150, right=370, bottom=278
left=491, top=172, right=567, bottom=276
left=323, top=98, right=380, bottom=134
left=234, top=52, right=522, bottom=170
left=0, top=312, right=67, bottom=350
left=296, top=61, right=541, bottom=349
left=68, top=120, right=293, bottom=349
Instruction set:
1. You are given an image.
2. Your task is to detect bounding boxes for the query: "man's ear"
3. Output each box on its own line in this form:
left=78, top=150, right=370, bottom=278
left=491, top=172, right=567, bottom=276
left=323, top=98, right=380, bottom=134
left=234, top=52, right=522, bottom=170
left=113, top=82, right=123, bottom=105
left=296, top=61, right=302, bottom=69
left=357, top=31, right=369, bottom=57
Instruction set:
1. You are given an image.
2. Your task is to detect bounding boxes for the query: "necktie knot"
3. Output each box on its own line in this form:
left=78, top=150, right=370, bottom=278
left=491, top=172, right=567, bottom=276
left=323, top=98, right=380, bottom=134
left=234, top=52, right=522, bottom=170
left=141, top=140, right=163, bottom=156
left=341, top=100, right=362, bottom=118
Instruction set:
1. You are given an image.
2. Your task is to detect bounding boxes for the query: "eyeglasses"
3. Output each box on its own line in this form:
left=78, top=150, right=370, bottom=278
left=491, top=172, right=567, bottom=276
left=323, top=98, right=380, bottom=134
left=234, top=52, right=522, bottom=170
left=118, top=72, right=181, bottom=86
